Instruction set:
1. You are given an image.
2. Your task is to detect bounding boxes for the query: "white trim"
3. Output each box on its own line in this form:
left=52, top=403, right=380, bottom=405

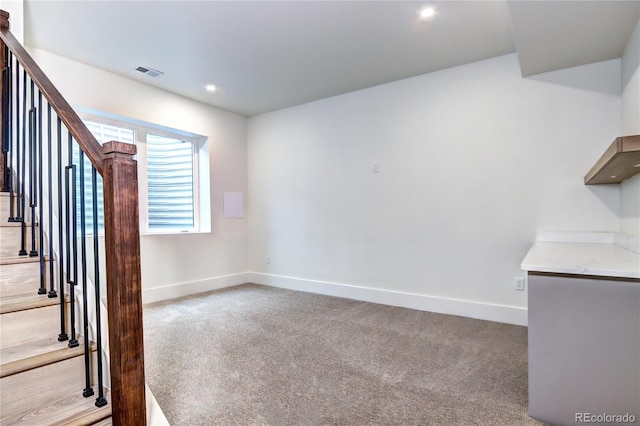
left=146, top=384, right=170, bottom=426
left=142, top=273, right=249, bottom=304
left=142, top=271, right=529, bottom=325
left=75, top=107, right=210, bottom=234
left=248, top=272, right=528, bottom=326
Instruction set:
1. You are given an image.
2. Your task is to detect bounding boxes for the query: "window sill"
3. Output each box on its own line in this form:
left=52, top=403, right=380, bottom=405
left=140, top=229, right=211, bottom=236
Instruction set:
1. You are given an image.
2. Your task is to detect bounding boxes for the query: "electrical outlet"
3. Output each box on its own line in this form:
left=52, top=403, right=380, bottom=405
left=266, top=256, right=271, bottom=264
left=514, top=277, right=525, bottom=291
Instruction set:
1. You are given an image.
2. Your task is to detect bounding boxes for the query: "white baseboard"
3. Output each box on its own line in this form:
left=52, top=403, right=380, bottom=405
left=142, top=272, right=249, bottom=305
left=249, top=272, right=528, bottom=326
left=142, top=271, right=528, bottom=325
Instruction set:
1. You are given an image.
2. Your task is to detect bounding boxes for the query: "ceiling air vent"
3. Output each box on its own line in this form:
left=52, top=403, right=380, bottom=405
left=135, top=66, right=164, bottom=78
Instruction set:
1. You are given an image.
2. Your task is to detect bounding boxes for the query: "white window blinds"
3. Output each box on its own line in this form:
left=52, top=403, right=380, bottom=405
left=146, top=133, right=194, bottom=230
left=77, top=121, right=135, bottom=232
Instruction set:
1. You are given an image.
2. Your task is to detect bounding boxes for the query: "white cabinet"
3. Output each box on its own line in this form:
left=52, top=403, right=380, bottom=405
left=527, top=272, right=640, bottom=425
left=522, top=236, right=640, bottom=425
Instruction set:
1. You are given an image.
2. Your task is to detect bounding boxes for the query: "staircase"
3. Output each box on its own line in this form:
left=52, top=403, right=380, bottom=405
left=0, top=9, right=147, bottom=424
left=0, top=192, right=112, bottom=425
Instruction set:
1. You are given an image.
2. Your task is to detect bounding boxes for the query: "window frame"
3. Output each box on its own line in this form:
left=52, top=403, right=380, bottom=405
left=78, top=108, right=210, bottom=235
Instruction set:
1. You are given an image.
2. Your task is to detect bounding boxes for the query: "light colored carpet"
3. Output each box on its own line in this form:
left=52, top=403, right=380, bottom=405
left=143, top=284, right=546, bottom=425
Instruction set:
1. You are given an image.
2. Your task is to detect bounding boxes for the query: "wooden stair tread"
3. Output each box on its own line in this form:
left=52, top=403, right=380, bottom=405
left=0, top=222, right=37, bottom=229
left=1, top=350, right=103, bottom=423
left=0, top=260, right=52, bottom=298
left=2, top=388, right=111, bottom=426
left=0, top=225, right=39, bottom=249
left=89, top=417, right=113, bottom=426
left=1, top=336, right=69, bottom=366
left=0, top=340, right=92, bottom=377
left=0, top=255, right=47, bottom=266
left=0, top=221, right=24, bottom=228
left=0, top=292, right=61, bottom=314
left=1, top=304, right=68, bottom=349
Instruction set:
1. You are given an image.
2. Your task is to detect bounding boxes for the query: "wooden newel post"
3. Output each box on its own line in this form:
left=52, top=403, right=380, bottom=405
left=102, top=141, right=146, bottom=425
left=0, top=10, right=9, bottom=30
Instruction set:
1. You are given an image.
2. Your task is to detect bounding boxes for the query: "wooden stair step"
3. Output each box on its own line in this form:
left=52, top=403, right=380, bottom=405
left=1, top=303, right=68, bottom=350
left=0, top=221, right=36, bottom=230
left=1, top=341, right=90, bottom=378
left=4, top=388, right=111, bottom=426
left=0, top=259, right=51, bottom=297
left=0, top=254, right=46, bottom=266
left=0, top=194, right=23, bottom=220
left=0, top=226, right=39, bottom=258
left=0, top=292, right=61, bottom=314
left=0, top=220, right=23, bottom=228
left=0, top=193, right=27, bottom=224
left=89, top=417, right=113, bottom=426
left=51, top=398, right=112, bottom=426
left=1, top=351, right=103, bottom=425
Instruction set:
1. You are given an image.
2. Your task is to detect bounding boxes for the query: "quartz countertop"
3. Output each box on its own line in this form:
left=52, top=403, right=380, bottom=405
left=521, top=234, right=640, bottom=279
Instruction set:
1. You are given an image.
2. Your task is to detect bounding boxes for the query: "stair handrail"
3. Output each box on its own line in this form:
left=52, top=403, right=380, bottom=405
left=0, top=11, right=103, bottom=174
left=1, top=10, right=146, bottom=425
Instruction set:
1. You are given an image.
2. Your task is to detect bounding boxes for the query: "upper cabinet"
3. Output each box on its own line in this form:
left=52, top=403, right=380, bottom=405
left=584, top=135, right=640, bottom=185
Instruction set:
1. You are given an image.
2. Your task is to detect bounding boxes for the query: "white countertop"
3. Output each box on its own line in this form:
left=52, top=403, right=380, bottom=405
left=521, top=234, right=640, bottom=279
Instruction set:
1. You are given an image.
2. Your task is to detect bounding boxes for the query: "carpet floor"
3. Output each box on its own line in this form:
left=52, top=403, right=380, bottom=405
left=143, top=284, right=546, bottom=425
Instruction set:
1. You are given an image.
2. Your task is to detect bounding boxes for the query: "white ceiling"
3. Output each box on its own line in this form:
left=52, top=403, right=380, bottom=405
left=509, top=0, right=640, bottom=77
left=22, top=1, right=640, bottom=117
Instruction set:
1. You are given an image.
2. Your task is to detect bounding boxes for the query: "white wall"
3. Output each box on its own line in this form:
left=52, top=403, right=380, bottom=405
left=19, top=31, right=630, bottom=325
left=620, top=19, right=640, bottom=238
left=622, top=20, right=640, bottom=136
left=27, top=48, right=250, bottom=302
left=247, top=53, right=621, bottom=325
left=0, top=0, right=24, bottom=42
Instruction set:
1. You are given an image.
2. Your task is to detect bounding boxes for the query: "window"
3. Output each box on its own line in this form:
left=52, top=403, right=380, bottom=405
left=75, top=121, right=134, bottom=233
left=78, top=110, right=210, bottom=234
left=145, top=133, right=194, bottom=229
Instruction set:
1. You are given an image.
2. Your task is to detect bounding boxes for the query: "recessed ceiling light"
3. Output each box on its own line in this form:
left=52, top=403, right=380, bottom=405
left=419, top=7, right=435, bottom=19
left=205, top=84, right=217, bottom=92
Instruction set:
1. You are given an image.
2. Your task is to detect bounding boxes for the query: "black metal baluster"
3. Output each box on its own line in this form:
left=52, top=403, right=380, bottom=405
left=5, top=51, right=15, bottom=208
left=1, top=45, right=9, bottom=193
left=91, top=167, right=107, bottom=407
left=7, top=53, right=18, bottom=223
left=35, top=93, right=46, bottom=299
left=18, top=69, right=26, bottom=256
left=45, top=100, right=55, bottom=298
left=66, top=132, right=78, bottom=348
left=28, top=104, right=36, bottom=257
left=57, top=117, right=68, bottom=342
left=29, top=80, right=39, bottom=260
left=79, top=150, right=94, bottom=398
